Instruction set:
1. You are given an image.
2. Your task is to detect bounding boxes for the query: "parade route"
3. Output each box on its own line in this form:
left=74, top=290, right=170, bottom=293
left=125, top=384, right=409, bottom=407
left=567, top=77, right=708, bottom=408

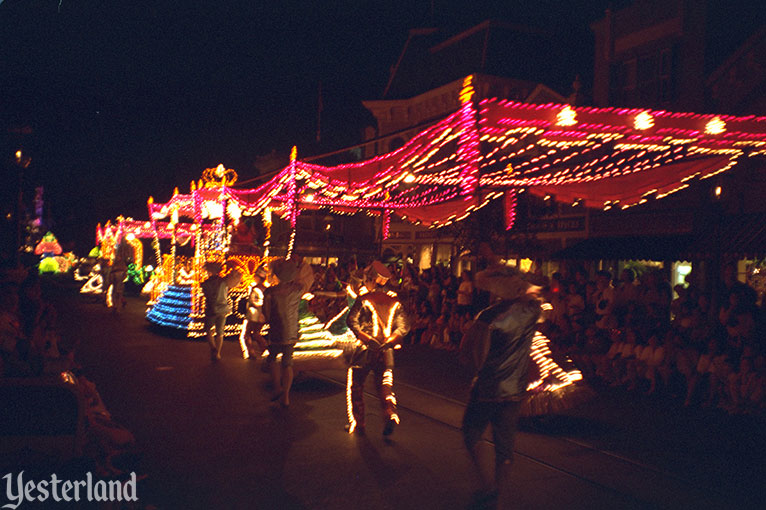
left=44, top=282, right=764, bottom=510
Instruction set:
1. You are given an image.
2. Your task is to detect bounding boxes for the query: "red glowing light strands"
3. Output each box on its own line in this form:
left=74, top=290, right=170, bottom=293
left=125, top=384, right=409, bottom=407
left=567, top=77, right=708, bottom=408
left=504, top=189, right=517, bottom=230
left=457, top=75, right=480, bottom=198
left=382, top=210, right=391, bottom=240
left=105, top=86, right=766, bottom=254
left=288, top=146, right=299, bottom=229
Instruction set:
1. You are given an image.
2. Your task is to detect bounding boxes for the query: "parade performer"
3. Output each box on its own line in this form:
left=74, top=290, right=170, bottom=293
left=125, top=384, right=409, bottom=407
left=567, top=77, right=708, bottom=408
left=459, top=263, right=590, bottom=509
left=107, top=236, right=133, bottom=313
left=243, top=265, right=268, bottom=358
left=345, top=261, right=410, bottom=436
left=201, top=261, right=242, bottom=361
left=262, top=258, right=314, bottom=407
left=459, top=264, right=543, bottom=510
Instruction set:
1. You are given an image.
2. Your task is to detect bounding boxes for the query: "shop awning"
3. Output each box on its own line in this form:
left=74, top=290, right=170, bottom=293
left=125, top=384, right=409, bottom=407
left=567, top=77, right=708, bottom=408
left=685, top=213, right=766, bottom=260
left=553, top=213, right=766, bottom=261
left=553, top=235, right=696, bottom=261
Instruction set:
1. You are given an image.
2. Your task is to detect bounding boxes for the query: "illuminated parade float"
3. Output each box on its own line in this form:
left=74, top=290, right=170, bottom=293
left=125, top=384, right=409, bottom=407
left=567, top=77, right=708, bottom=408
left=87, top=76, right=766, bottom=401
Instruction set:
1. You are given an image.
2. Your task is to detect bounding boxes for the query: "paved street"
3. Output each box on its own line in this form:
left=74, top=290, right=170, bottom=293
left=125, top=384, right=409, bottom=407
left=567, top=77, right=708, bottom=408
left=35, top=280, right=766, bottom=509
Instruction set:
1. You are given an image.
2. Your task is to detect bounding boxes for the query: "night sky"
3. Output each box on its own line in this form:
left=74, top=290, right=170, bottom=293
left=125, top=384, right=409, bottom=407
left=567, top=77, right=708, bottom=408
left=1, top=0, right=755, bottom=253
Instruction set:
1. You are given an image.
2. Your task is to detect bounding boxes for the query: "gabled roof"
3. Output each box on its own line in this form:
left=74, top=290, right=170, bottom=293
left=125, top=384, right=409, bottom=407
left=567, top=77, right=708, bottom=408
left=383, top=20, right=566, bottom=100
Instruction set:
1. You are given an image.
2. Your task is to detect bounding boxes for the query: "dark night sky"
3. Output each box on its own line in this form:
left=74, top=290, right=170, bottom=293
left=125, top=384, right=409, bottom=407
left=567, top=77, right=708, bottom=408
left=1, top=0, right=756, bottom=252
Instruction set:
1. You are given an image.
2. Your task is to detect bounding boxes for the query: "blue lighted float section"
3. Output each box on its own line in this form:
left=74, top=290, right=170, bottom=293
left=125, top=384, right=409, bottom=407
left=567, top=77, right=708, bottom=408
left=146, top=285, right=193, bottom=329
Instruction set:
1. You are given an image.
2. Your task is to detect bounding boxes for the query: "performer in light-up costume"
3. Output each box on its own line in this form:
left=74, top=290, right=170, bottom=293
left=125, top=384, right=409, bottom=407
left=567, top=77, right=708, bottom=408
left=345, top=261, right=410, bottom=436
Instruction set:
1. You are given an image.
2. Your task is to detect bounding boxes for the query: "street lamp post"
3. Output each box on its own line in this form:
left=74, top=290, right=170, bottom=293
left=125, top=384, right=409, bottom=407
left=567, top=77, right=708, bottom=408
left=323, top=214, right=333, bottom=266
left=14, top=150, right=31, bottom=266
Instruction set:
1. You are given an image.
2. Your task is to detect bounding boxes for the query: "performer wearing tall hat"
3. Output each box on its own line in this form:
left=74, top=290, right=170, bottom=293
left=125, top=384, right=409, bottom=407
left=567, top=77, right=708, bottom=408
left=345, top=261, right=410, bottom=436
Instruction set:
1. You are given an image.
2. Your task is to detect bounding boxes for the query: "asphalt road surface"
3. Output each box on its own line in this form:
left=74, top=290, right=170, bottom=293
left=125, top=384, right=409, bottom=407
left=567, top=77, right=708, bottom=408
left=17, top=280, right=765, bottom=509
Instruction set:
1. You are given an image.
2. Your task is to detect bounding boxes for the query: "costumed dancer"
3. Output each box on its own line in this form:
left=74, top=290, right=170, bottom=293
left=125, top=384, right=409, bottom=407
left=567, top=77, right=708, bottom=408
left=107, top=236, right=133, bottom=313
left=345, top=261, right=410, bottom=436
left=459, top=263, right=591, bottom=509
left=201, top=261, right=242, bottom=361
left=459, top=264, right=543, bottom=510
left=243, top=265, right=269, bottom=358
left=262, top=258, right=315, bottom=407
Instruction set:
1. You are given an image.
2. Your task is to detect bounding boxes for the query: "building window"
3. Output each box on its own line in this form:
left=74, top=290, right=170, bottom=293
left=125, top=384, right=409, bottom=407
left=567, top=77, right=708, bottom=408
left=658, top=47, right=674, bottom=102
left=615, top=58, right=637, bottom=105
left=637, top=52, right=659, bottom=104
left=612, top=46, right=675, bottom=107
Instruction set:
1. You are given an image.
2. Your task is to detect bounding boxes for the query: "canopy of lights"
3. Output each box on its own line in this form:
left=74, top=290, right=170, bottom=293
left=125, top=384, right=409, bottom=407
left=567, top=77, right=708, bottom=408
left=101, top=74, right=766, bottom=248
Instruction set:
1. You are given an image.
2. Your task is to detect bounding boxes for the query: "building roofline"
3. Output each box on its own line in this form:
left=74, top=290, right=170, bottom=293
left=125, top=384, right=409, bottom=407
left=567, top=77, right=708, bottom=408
left=429, top=19, right=547, bottom=54
left=707, top=24, right=766, bottom=86
left=382, top=27, right=439, bottom=99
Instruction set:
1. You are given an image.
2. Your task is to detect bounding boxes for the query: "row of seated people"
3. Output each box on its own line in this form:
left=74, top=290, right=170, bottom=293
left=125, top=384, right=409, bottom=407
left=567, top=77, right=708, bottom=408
left=0, top=267, right=138, bottom=478
left=550, top=273, right=766, bottom=417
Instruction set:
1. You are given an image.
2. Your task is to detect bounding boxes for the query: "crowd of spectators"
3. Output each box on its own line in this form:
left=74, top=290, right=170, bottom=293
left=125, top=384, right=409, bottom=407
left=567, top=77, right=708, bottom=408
left=549, top=262, right=766, bottom=417
left=0, top=266, right=138, bottom=478
left=310, top=258, right=766, bottom=418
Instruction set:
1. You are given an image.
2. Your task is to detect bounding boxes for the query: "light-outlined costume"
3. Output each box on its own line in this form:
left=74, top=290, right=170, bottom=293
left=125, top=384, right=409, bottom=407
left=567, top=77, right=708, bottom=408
left=345, top=262, right=410, bottom=436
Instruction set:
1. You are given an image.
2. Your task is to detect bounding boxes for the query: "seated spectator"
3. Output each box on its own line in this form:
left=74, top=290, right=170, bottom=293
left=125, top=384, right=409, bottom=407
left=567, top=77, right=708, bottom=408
left=726, top=353, right=762, bottom=414
left=658, top=328, right=696, bottom=397
left=410, top=301, right=433, bottom=345
left=684, top=335, right=731, bottom=407
left=572, top=325, right=610, bottom=379
left=635, top=330, right=665, bottom=394
left=595, top=328, right=626, bottom=384
left=426, top=310, right=450, bottom=349
left=614, top=327, right=641, bottom=389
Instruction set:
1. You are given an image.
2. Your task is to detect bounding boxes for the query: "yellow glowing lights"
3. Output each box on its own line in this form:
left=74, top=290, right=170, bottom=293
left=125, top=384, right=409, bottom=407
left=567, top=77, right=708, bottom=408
left=634, top=111, right=654, bottom=130
left=556, top=105, right=577, bottom=126
left=714, top=185, right=722, bottom=198
left=459, top=75, right=475, bottom=103
left=346, top=367, right=357, bottom=433
left=705, top=116, right=726, bottom=135
left=290, top=146, right=298, bottom=162
left=362, top=300, right=401, bottom=339
left=403, top=173, right=416, bottom=184
left=202, top=164, right=238, bottom=187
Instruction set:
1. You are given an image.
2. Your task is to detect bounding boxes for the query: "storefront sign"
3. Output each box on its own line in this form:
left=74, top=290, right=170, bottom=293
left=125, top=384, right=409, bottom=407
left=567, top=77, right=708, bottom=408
left=387, top=230, right=412, bottom=240
left=526, top=216, right=585, bottom=233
